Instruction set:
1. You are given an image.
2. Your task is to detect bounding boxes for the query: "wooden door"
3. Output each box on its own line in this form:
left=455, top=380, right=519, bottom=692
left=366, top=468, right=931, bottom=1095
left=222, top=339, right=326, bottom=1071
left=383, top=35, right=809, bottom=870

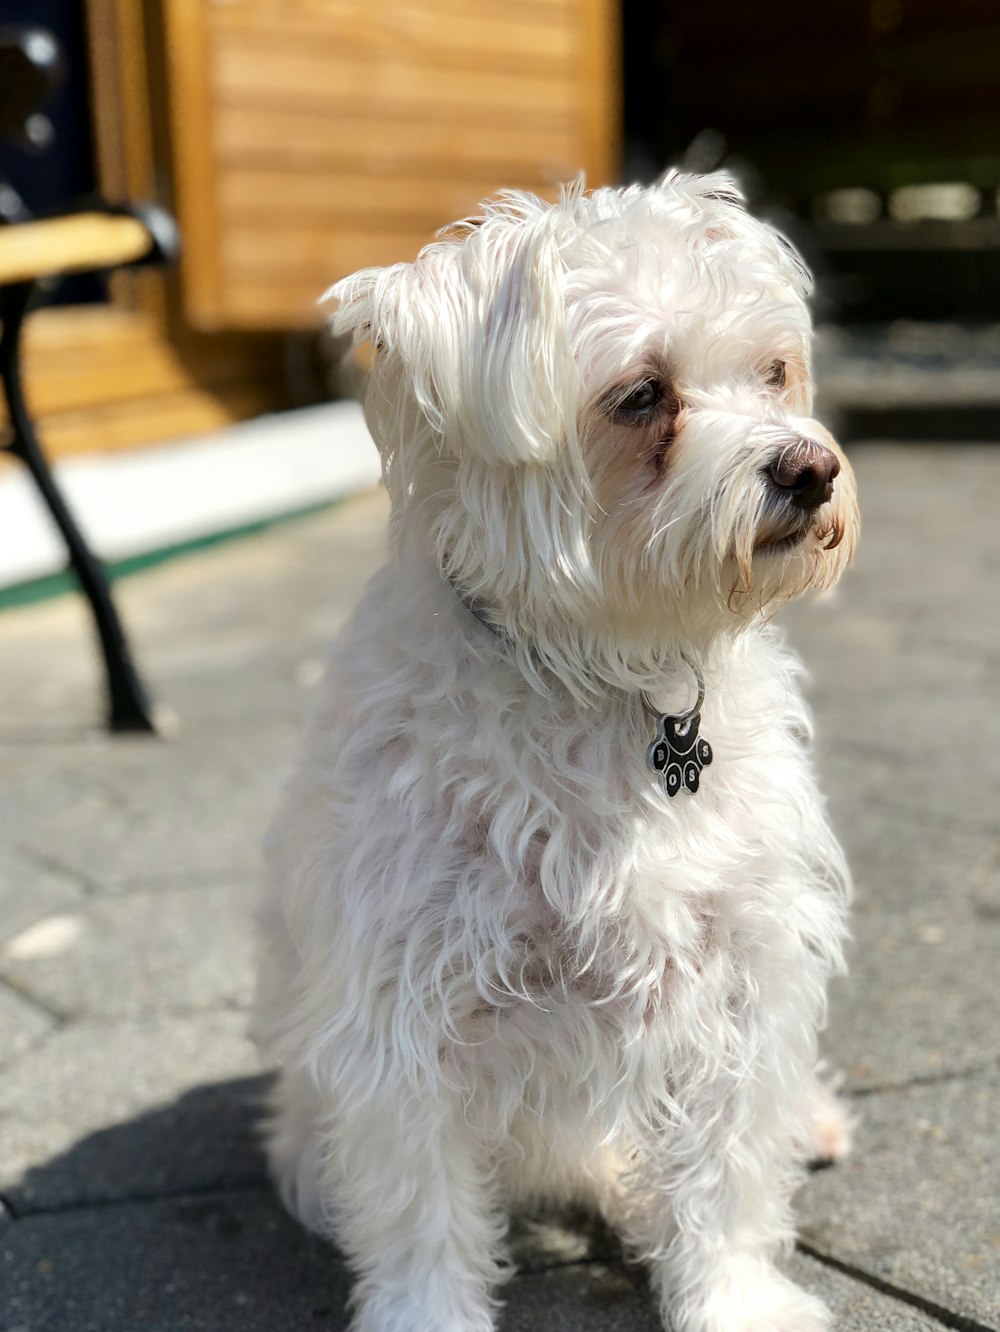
left=161, top=0, right=620, bottom=331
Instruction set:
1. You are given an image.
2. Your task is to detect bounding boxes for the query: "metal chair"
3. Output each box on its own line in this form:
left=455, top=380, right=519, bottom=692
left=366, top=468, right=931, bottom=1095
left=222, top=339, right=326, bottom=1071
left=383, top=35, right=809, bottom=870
left=0, top=25, right=179, bottom=731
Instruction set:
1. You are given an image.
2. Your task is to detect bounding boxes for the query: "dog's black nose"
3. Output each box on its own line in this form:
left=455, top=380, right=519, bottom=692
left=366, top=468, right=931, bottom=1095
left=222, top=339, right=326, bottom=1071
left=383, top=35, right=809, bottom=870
left=768, top=440, right=840, bottom=511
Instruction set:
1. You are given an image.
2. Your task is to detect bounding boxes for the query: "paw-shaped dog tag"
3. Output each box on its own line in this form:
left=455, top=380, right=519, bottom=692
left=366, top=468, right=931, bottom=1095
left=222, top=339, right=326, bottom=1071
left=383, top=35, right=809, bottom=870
left=646, top=710, right=713, bottom=798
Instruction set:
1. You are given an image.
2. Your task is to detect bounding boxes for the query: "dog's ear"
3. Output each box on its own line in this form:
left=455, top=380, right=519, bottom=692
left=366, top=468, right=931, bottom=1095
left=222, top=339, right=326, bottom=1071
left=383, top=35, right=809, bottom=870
left=326, top=219, right=573, bottom=466
left=326, top=263, right=398, bottom=352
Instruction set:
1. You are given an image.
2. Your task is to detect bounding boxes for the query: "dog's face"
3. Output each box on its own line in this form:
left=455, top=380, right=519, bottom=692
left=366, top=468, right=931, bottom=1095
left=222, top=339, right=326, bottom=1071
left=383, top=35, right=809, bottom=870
left=331, top=173, right=858, bottom=663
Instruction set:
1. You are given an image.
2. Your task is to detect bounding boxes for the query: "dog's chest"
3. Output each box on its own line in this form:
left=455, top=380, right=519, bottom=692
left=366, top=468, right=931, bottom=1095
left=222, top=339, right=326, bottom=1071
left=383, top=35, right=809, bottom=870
left=460, top=700, right=780, bottom=1030
left=332, top=581, right=818, bottom=1040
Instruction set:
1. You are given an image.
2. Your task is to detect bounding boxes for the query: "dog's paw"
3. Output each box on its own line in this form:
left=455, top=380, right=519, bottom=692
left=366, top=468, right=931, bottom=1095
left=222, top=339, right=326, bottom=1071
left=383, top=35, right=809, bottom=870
left=667, top=1259, right=832, bottom=1332
left=804, top=1078, right=856, bottom=1168
left=351, top=1290, right=497, bottom=1332
left=739, top=1274, right=831, bottom=1332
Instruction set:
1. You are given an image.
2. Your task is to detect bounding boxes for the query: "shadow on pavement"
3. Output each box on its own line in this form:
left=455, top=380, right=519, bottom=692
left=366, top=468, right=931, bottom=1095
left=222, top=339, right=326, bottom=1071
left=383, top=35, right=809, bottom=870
left=7, top=1074, right=650, bottom=1332
left=11, top=1073, right=274, bottom=1213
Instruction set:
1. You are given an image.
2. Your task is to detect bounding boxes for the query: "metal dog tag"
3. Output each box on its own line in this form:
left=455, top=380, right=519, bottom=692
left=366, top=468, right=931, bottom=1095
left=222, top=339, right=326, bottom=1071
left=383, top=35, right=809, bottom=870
left=646, top=710, right=713, bottom=797
left=642, top=657, right=713, bottom=797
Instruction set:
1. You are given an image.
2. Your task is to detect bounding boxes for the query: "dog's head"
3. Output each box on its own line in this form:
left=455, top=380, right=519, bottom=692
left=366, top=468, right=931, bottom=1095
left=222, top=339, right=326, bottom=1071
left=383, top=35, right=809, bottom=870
left=330, top=173, right=858, bottom=678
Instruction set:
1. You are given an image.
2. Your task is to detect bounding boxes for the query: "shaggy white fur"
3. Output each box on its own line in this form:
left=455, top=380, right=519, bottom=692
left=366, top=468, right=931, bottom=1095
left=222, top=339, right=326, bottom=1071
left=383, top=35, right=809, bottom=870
left=253, top=172, right=860, bottom=1332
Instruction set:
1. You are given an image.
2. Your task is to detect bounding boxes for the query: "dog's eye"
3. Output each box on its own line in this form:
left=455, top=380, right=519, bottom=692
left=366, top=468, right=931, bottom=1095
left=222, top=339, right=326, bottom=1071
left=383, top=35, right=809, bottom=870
left=619, top=380, right=661, bottom=411
left=607, top=379, right=664, bottom=422
left=763, top=360, right=787, bottom=389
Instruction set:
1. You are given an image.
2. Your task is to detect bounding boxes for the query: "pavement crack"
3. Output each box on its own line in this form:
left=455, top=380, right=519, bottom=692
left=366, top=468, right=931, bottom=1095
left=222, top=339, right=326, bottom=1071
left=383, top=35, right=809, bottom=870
left=822, top=767, right=997, bottom=837
left=0, top=974, right=66, bottom=1027
left=31, top=999, right=256, bottom=1026
left=13, top=1176, right=269, bottom=1220
left=79, top=872, right=252, bottom=898
left=847, top=1057, right=1000, bottom=1098
left=12, top=841, right=99, bottom=895
left=796, top=1241, right=997, bottom=1332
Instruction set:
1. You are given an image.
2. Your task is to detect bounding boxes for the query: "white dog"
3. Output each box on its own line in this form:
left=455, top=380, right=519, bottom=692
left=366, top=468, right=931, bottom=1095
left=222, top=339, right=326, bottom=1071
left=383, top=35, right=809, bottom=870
left=253, top=172, right=860, bottom=1332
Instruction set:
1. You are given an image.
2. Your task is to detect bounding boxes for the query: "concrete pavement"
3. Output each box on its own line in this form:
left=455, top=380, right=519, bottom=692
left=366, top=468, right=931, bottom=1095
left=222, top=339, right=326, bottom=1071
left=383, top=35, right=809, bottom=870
left=1, top=446, right=997, bottom=1331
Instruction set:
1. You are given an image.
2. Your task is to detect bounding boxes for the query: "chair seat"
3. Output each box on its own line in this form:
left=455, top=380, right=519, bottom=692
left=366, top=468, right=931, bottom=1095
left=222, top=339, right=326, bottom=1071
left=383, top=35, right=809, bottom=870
left=0, top=212, right=155, bottom=285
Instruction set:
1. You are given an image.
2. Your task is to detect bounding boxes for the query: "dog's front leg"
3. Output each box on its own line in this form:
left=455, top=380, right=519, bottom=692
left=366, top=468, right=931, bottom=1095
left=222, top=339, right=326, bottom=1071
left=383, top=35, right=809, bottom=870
left=629, top=1016, right=832, bottom=1332
left=324, top=1091, right=505, bottom=1332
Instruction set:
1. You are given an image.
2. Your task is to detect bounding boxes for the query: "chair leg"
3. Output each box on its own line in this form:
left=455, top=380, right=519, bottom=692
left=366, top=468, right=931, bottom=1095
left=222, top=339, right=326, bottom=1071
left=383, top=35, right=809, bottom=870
left=0, top=281, right=159, bottom=733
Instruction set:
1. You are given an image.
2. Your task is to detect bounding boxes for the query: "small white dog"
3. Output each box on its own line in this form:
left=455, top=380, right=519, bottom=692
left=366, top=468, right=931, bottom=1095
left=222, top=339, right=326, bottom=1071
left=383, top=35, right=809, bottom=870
left=253, top=173, right=860, bottom=1332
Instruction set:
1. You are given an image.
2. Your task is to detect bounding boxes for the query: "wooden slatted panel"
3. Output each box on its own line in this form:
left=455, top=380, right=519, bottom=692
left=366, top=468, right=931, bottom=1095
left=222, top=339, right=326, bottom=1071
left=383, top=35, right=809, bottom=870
left=34, top=382, right=286, bottom=458
left=214, top=43, right=576, bottom=114
left=213, top=107, right=580, bottom=179
left=19, top=310, right=283, bottom=416
left=217, top=171, right=564, bottom=225
left=224, top=227, right=454, bottom=277
left=163, top=0, right=618, bottom=330
left=0, top=308, right=290, bottom=460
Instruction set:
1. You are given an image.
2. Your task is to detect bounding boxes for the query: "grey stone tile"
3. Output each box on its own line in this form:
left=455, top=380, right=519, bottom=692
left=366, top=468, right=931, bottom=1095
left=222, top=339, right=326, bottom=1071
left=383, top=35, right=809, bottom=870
left=0, top=838, right=83, bottom=948
left=145, top=643, right=319, bottom=731
left=0, top=595, right=108, bottom=739
left=780, top=1253, right=944, bottom=1332
left=796, top=1063, right=1000, bottom=1328
left=272, top=489, right=389, bottom=567
left=105, top=492, right=389, bottom=730
left=2, top=1192, right=944, bottom=1332
left=783, top=728, right=1000, bottom=1091
left=0, top=740, right=151, bottom=893
left=3, top=728, right=290, bottom=891
left=785, top=623, right=998, bottom=837
left=1, top=1013, right=263, bottom=1211
left=2, top=1189, right=347, bottom=1332
left=0, top=979, right=55, bottom=1069
left=0, top=494, right=388, bottom=741
left=818, top=803, right=1000, bottom=1089
left=504, top=1264, right=662, bottom=1332
left=776, top=446, right=1000, bottom=1091
left=820, top=727, right=998, bottom=839
left=782, top=446, right=999, bottom=823
left=509, top=1216, right=945, bottom=1331
left=0, top=881, right=255, bottom=1020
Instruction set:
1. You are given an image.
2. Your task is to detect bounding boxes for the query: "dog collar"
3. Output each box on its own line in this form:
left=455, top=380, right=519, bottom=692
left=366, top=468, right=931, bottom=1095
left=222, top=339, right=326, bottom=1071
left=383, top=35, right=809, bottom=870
left=446, top=573, right=505, bottom=641
left=446, top=572, right=713, bottom=799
